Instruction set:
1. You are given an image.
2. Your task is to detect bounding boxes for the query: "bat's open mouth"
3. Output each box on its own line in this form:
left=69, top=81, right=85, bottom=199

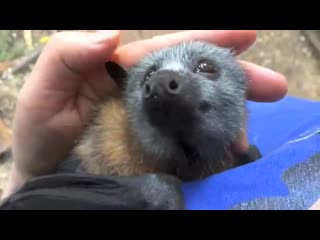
left=178, top=139, right=199, bottom=167
left=170, top=137, right=207, bottom=182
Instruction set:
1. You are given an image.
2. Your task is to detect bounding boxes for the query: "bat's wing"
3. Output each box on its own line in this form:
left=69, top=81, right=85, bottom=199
left=0, top=172, right=184, bottom=210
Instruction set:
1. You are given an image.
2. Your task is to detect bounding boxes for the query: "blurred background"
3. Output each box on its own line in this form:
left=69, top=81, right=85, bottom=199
left=1, top=30, right=320, bottom=196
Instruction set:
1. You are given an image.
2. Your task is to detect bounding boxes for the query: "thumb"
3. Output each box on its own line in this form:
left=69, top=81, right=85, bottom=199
left=46, top=30, right=120, bottom=71
left=30, top=30, right=120, bottom=90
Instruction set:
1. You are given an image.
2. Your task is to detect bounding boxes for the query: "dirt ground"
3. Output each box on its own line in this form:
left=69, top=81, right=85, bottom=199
left=1, top=30, right=320, bottom=196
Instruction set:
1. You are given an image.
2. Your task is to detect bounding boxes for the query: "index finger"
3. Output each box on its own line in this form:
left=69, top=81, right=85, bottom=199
left=112, top=30, right=256, bottom=68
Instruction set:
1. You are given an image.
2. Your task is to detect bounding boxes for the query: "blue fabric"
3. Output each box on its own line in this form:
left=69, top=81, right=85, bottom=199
left=182, top=96, right=320, bottom=210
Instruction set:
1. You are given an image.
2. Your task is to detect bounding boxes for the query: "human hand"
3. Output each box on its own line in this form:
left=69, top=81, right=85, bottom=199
left=3, top=30, right=287, bottom=198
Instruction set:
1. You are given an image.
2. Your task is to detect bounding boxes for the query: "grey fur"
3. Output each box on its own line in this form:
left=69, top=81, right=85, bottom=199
left=124, top=41, right=248, bottom=180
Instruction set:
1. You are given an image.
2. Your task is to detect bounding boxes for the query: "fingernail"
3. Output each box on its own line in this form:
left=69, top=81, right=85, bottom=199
left=91, top=30, right=120, bottom=44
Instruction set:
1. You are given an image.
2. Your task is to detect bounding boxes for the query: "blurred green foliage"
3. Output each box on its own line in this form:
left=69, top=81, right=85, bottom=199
left=0, top=30, right=26, bottom=62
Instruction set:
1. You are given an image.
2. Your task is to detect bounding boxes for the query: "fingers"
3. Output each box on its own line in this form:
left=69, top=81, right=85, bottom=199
left=28, top=30, right=287, bottom=104
left=113, top=30, right=257, bottom=68
left=231, top=128, right=249, bottom=154
left=50, top=30, right=120, bottom=72
left=240, top=61, right=288, bottom=102
left=113, top=30, right=287, bottom=103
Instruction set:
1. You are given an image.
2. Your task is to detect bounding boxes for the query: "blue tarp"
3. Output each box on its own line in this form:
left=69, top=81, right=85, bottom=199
left=182, top=96, right=320, bottom=210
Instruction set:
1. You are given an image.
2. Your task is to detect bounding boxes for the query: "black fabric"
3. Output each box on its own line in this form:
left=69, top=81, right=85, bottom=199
left=0, top=173, right=184, bottom=210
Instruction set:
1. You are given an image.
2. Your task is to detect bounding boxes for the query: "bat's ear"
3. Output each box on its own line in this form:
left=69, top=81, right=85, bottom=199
left=105, top=61, right=128, bottom=90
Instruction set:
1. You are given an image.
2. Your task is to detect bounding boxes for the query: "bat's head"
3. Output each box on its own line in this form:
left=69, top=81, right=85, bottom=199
left=106, top=41, right=248, bottom=181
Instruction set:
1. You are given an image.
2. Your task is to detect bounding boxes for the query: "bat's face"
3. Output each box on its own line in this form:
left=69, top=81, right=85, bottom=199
left=106, top=41, right=248, bottom=181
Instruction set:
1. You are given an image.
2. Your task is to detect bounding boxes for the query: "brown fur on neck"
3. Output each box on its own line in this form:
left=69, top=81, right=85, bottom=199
left=74, top=92, right=156, bottom=176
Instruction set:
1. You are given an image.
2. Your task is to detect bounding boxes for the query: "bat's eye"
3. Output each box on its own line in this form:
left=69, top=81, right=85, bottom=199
left=144, top=65, right=158, bottom=81
left=194, top=60, right=217, bottom=74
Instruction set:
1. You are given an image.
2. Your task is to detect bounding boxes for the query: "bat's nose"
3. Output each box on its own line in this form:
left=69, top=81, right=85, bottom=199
left=143, top=70, right=182, bottom=100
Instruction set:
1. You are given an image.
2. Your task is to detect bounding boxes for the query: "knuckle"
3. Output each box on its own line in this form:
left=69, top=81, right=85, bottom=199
left=47, top=31, right=83, bottom=48
left=48, top=31, right=71, bottom=44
